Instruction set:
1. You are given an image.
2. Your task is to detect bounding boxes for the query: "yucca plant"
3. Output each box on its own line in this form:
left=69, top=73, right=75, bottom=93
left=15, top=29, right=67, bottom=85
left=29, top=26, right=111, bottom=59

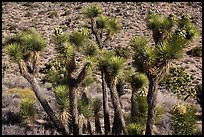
left=83, top=4, right=102, bottom=19
left=170, top=103, right=197, bottom=135
left=93, top=99, right=102, bottom=134
left=131, top=12, right=199, bottom=135
left=20, top=98, right=36, bottom=126
left=6, top=43, right=23, bottom=63
left=53, top=85, right=70, bottom=124
left=114, top=45, right=132, bottom=59
left=4, top=29, right=68, bottom=135
left=128, top=72, right=149, bottom=117
left=82, top=4, right=123, bottom=134
left=101, top=54, right=128, bottom=135
left=69, top=30, right=89, bottom=47
left=46, top=27, right=97, bottom=135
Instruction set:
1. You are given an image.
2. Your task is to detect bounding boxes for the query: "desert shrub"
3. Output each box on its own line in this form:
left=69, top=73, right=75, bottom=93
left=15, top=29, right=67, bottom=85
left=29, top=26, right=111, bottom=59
left=127, top=122, right=145, bottom=135
left=159, top=67, right=195, bottom=99
left=114, top=45, right=132, bottom=59
left=170, top=103, right=197, bottom=135
left=78, top=92, right=94, bottom=119
left=186, top=46, right=202, bottom=57
left=127, top=91, right=163, bottom=135
left=20, top=98, right=36, bottom=124
left=3, top=88, right=36, bottom=100
left=48, top=11, right=58, bottom=18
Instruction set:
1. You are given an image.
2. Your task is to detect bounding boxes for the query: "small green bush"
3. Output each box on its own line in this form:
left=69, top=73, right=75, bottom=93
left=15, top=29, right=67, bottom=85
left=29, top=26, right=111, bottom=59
left=159, top=67, right=195, bottom=99
left=78, top=93, right=94, bottom=119
left=127, top=122, right=145, bottom=135
left=114, top=46, right=132, bottom=59
left=20, top=98, right=36, bottom=123
left=170, top=103, right=197, bottom=135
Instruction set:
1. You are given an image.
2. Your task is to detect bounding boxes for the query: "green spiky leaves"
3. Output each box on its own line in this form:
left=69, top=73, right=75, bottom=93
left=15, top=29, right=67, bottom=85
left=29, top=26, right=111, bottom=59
left=129, top=73, right=149, bottom=89
left=54, top=85, right=69, bottom=111
left=5, top=28, right=46, bottom=63
left=6, top=43, right=23, bottom=62
left=69, top=30, right=89, bottom=47
left=131, top=36, right=156, bottom=72
left=96, top=15, right=109, bottom=29
left=102, top=55, right=125, bottom=79
left=83, top=4, right=102, bottom=19
left=20, top=29, right=46, bottom=51
left=107, top=18, right=122, bottom=36
left=146, top=12, right=175, bottom=31
left=83, top=42, right=99, bottom=57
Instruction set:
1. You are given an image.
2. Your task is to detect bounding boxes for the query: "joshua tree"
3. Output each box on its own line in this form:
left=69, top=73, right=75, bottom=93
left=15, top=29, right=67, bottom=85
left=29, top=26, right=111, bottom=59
left=53, top=85, right=71, bottom=133
left=100, top=54, right=128, bottom=135
left=82, top=4, right=122, bottom=135
left=93, top=99, right=102, bottom=135
left=130, top=12, right=199, bottom=135
left=128, top=72, right=149, bottom=117
left=50, top=27, right=97, bottom=135
left=4, top=28, right=68, bottom=135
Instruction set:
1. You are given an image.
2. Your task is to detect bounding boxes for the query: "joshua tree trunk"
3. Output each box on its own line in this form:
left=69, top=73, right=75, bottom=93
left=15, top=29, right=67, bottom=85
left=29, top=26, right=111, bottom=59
left=112, top=85, right=124, bottom=135
left=145, top=77, right=158, bottom=135
left=69, top=86, right=79, bottom=135
left=131, top=87, right=139, bottom=117
left=95, top=114, right=102, bottom=134
left=68, top=63, right=91, bottom=135
left=108, top=79, right=128, bottom=135
left=19, top=63, right=68, bottom=135
left=101, top=69, right=111, bottom=135
left=112, top=111, right=122, bottom=135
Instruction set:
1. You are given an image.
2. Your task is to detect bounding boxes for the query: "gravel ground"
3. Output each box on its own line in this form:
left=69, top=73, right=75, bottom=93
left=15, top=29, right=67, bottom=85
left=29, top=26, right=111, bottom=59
left=2, top=2, right=202, bottom=135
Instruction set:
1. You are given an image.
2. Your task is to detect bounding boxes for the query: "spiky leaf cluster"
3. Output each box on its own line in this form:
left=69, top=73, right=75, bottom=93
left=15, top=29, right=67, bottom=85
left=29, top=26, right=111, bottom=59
left=69, top=30, right=89, bottom=47
left=170, top=103, right=197, bottom=135
left=20, top=98, right=36, bottom=121
left=83, top=4, right=102, bottom=19
left=129, top=73, right=149, bottom=89
left=114, top=45, right=132, bottom=59
left=53, top=85, right=69, bottom=111
left=146, top=11, right=175, bottom=31
left=83, top=42, right=99, bottom=57
left=102, top=55, right=125, bottom=78
left=41, top=58, right=67, bottom=85
left=4, top=28, right=46, bottom=62
left=6, top=43, right=23, bottom=62
left=96, top=15, right=109, bottom=29
left=131, top=36, right=156, bottom=72
left=78, top=96, right=94, bottom=119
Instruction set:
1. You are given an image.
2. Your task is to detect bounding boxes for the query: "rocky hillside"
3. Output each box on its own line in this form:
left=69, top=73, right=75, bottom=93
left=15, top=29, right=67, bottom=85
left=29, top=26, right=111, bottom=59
left=2, top=2, right=202, bottom=135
